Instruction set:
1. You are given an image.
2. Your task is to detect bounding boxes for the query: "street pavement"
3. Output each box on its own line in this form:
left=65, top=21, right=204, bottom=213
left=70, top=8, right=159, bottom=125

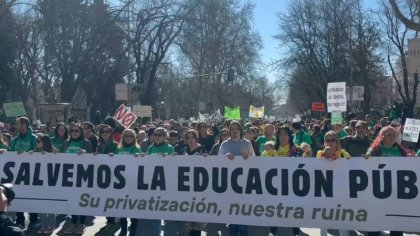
left=20, top=215, right=420, bottom=236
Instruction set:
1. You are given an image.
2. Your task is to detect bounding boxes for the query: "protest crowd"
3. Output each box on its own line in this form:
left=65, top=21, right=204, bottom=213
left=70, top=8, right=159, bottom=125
left=0, top=108, right=418, bottom=236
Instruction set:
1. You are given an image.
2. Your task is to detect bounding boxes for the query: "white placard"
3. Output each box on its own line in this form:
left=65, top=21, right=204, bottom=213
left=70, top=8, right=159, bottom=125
left=352, top=86, right=364, bottom=101
left=2, top=153, right=420, bottom=232
left=115, top=83, right=128, bottom=101
left=327, top=82, right=347, bottom=112
left=403, top=118, right=420, bottom=142
left=132, top=105, right=152, bottom=118
left=407, top=38, right=420, bottom=75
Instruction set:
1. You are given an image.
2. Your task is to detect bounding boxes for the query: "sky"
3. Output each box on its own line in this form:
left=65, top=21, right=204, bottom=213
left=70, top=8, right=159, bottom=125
left=250, top=0, right=291, bottom=82
left=248, top=0, right=379, bottom=82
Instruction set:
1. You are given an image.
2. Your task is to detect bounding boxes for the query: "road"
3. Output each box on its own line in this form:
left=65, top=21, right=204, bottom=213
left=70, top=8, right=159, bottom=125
left=20, top=215, right=419, bottom=236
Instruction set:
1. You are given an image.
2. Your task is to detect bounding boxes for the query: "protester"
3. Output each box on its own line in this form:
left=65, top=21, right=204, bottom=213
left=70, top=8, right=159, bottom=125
left=82, top=121, right=98, bottom=152
left=95, top=124, right=120, bottom=233
left=9, top=117, right=38, bottom=230
left=291, top=120, right=312, bottom=147
left=51, top=123, right=68, bottom=151
left=261, top=141, right=277, bottom=157
left=32, top=134, right=56, bottom=234
left=141, top=127, right=155, bottom=153
left=317, top=131, right=350, bottom=236
left=256, top=124, right=276, bottom=155
left=197, top=122, right=218, bottom=152
left=365, top=126, right=407, bottom=236
left=209, top=128, right=229, bottom=155
left=316, top=131, right=350, bottom=159
left=274, top=126, right=302, bottom=157
left=340, top=120, right=371, bottom=157
left=218, top=121, right=254, bottom=236
left=311, top=125, right=324, bottom=154
left=115, top=129, right=141, bottom=235
left=245, top=127, right=260, bottom=156
left=61, top=123, right=92, bottom=234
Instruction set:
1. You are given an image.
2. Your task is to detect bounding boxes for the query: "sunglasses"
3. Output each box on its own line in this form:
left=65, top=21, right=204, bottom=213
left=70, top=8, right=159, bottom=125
left=70, top=129, right=80, bottom=133
left=325, top=139, right=336, bottom=143
left=154, top=133, right=163, bottom=137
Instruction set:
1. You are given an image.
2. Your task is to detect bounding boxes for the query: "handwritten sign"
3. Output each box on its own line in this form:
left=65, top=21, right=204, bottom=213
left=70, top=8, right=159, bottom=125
left=403, top=118, right=420, bottom=142
left=327, top=82, right=347, bottom=112
left=3, top=102, right=26, bottom=117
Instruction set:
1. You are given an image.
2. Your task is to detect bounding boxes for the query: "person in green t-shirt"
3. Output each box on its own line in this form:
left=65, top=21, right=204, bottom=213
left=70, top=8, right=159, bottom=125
left=51, top=123, right=68, bottom=152
left=256, top=124, right=276, bottom=155
left=61, top=124, right=92, bottom=235
left=112, top=128, right=141, bottom=235
left=146, top=127, right=175, bottom=156
left=291, top=120, right=312, bottom=147
left=366, top=126, right=407, bottom=157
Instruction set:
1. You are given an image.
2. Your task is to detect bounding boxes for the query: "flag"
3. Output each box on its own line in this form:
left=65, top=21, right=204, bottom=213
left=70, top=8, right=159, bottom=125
left=249, top=105, right=264, bottom=118
left=224, top=106, right=241, bottom=120
left=198, top=112, right=209, bottom=122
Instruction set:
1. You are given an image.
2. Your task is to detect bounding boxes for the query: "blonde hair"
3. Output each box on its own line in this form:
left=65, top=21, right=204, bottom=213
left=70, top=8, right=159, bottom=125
left=265, top=141, right=275, bottom=150
left=300, top=142, right=311, bottom=150
left=324, top=131, right=342, bottom=150
left=119, top=129, right=139, bottom=148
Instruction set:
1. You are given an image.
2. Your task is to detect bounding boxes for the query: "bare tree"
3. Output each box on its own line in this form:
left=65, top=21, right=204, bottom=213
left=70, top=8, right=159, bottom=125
left=381, top=0, right=419, bottom=117
left=389, top=0, right=420, bottom=31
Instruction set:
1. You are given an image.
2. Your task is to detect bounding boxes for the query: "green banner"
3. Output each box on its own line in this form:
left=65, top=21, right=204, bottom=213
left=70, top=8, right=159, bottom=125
left=224, top=106, right=241, bottom=120
left=3, top=102, right=26, bottom=118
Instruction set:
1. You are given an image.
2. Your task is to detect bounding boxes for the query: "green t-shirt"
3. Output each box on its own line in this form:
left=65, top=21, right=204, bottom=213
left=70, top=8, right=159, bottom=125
left=52, top=137, right=65, bottom=152
left=380, top=145, right=402, bottom=157
left=116, top=146, right=142, bottom=155
left=146, top=143, right=174, bottom=155
left=0, top=143, right=9, bottom=150
left=65, top=141, right=82, bottom=153
left=10, top=132, right=37, bottom=152
left=293, top=131, right=312, bottom=146
left=417, top=149, right=420, bottom=157
left=256, top=136, right=277, bottom=153
left=338, top=130, right=348, bottom=139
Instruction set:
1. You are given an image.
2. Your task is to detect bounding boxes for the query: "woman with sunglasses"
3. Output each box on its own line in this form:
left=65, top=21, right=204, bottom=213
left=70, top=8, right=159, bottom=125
left=365, top=126, right=408, bottom=236
left=114, top=129, right=141, bottom=236
left=317, top=131, right=350, bottom=236
left=51, top=123, right=68, bottom=152
left=61, top=124, right=92, bottom=235
left=32, top=134, right=56, bottom=234
left=96, top=125, right=120, bottom=233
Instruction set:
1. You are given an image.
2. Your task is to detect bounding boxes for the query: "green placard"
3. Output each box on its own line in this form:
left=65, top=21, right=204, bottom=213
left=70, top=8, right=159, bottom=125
left=3, top=102, right=26, bottom=118
left=331, top=112, right=342, bottom=125
left=224, top=106, right=241, bottom=120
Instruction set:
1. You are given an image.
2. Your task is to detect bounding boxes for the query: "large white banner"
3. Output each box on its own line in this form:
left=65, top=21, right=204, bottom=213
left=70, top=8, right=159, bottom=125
left=327, top=82, right=347, bottom=112
left=1, top=153, right=420, bottom=231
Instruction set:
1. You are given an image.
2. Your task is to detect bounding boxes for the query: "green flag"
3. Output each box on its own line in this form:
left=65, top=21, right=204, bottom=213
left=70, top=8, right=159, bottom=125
left=224, top=106, right=241, bottom=120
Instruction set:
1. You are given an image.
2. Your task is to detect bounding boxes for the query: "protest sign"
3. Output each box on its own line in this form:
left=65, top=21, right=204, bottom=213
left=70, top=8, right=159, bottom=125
left=198, top=112, right=209, bottom=122
left=114, top=104, right=137, bottom=129
left=331, top=112, right=343, bottom=125
left=132, top=105, right=152, bottom=117
left=403, top=118, right=420, bottom=142
left=327, top=82, right=347, bottom=112
left=407, top=38, right=420, bottom=75
left=311, top=103, right=325, bottom=112
left=352, top=86, right=364, bottom=101
left=224, top=106, right=240, bottom=120
left=3, top=102, right=26, bottom=117
left=115, top=83, right=128, bottom=101
left=249, top=105, right=264, bottom=118
left=2, top=153, right=420, bottom=232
